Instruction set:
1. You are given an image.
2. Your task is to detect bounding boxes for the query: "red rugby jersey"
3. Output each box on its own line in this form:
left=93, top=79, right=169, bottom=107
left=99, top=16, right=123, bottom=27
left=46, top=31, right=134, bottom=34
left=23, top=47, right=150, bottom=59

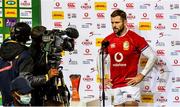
left=103, top=30, right=148, bottom=88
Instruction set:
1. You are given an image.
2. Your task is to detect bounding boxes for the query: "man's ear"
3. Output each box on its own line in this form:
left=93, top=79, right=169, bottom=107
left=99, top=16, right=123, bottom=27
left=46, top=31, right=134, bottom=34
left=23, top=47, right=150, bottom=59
left=12, top=91, right=20, bottom=100
left=124, top=20, right=127, bottom=26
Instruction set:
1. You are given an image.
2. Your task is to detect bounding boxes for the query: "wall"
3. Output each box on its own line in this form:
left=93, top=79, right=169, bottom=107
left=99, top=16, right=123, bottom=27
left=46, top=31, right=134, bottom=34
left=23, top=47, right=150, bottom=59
left=37, top=0, right=180, bottom=106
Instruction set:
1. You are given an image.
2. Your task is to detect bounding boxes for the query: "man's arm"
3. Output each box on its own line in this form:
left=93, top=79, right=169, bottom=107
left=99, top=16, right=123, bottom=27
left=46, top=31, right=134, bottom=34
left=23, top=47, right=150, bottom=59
left=126, top=46, right=158, bottom=86
left=140, top=46, right=158, bottom=76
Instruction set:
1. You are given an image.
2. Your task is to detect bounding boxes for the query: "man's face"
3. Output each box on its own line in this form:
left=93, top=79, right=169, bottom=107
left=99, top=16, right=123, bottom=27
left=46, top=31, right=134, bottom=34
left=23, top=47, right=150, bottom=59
left=111, top=16, right=126, bottom=35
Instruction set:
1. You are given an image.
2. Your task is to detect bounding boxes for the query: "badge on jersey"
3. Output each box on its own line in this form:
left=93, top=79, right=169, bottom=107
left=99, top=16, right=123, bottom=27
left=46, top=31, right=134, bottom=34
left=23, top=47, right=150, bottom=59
left=110, top=43, right=116, bottom=48
left=123, top=41, right=129, bottom=50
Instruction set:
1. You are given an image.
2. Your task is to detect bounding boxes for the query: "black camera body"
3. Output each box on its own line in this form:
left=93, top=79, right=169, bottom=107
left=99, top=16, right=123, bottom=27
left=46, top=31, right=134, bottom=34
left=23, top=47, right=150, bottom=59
left=41, top=27, right=78, bottom=66
left=40, top=27, right=78, bottom=106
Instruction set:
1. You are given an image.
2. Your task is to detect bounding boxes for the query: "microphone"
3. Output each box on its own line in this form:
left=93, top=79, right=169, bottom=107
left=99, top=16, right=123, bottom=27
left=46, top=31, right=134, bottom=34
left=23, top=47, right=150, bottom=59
left=101, top=41, right=109, bottom=49
left=65, top=27, right=79, bottom=39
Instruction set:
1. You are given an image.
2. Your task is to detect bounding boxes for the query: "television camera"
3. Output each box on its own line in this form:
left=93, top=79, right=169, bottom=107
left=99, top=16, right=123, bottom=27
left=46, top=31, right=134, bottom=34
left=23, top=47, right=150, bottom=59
left=33, top=26, right=79, bottom=106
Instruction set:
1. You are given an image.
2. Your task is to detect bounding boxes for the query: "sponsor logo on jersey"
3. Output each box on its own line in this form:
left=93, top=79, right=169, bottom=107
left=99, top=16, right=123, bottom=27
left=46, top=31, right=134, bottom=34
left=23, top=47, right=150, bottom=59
left=123, top=41, right=129, bottom=50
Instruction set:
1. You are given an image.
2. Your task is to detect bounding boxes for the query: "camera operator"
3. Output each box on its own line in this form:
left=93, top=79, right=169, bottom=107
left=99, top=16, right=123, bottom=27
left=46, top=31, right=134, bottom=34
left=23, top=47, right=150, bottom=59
left=11, top=76, right=33, bottom=106
left=30, top=26, right=61, bottom=106
left=30, top=26, right=79, bottom=106
left=0, top=22, right=59, bottom=106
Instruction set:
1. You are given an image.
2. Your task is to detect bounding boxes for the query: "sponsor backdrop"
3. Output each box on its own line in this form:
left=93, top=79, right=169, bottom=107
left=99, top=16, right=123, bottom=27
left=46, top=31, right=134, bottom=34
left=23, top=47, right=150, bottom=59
left=40, top=0, right=180, bottom=106
left=0, top=0, right=41, bottom=45
left=0, top=0, right=179, bottom=106
left=41, top=0, right=180, bottom=106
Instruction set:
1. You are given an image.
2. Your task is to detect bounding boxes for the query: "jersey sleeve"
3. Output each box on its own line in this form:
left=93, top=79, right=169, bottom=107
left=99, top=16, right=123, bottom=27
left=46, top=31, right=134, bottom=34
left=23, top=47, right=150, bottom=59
left=131, top=32, right=149, bottom=52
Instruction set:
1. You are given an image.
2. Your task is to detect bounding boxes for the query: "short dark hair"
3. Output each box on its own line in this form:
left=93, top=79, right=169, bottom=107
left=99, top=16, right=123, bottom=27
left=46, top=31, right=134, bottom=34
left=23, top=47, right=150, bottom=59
left=111, top=9, right=127, bottom=20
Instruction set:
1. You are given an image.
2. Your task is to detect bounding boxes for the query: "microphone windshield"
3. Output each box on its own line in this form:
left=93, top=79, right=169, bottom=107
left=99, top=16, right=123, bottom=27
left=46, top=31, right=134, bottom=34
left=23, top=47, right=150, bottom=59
left=101, top=41, right=109, bottom=48
left=66, top=27, right=79, bottom=39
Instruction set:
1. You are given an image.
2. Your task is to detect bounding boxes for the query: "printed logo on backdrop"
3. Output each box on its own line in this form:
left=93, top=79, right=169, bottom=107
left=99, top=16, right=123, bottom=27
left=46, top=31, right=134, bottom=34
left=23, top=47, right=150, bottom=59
left=19, top=0, right=31, bottom=8
left=68, top=58, right=78, bottom=65
left=81, top=23, right=92, bottom=29
left=94, top=2, right=107, bottom=10
left=67, top=2, right=76, bottom=9
left=89, top=32, right=101, bottom=37
left=169, top=14, right=179, bottom=19
left=141, top=12, right=149, bottom=20
left=154, top=23, right=165, bottom=30
left=0, top=18, right=3, bottom=27
left=156, top=50, right=165, bottom=56
left=0, top=34, right=3, bottom=43
left=142, top=85, right=151, bottom=92
left=127, top=23, right=135, bottom=29
left=156, top=96, right=167, bottom=103
left=83, top=49, right=92, bottom=55
left=53, top=1, right=62, bottom=9
left=154, top=3, right=164, bottom=10
left=126, top=3, right=134, bottom=9
left=5, top=0, right=17, bottom=7
left=67, top=22, right=77, bottom=29
left=52, top=11, right=64, bottom=20
left=170, top=4, right=179, bottom=10
left=171, top=41, right=180, bottom=46
left=173, top=96, right=180, bottom=103
left=172, top=77, right=180, bottom=83
left=54, top=21, right=62, bottom=28
left=171, top=88, right=179, bottom=92
left=171, top=23, right=179, bottom=30
left=20, top=9, right=32, bottom=18
left=111, top=2, right=119, bottom=10
left=20, top=19, right=32, bottom=27
left=157, top=77, right=167, bottom=84
left=170, top=50, right=179, bottom=56
left=155, top=13, right=164, bottom=19
left=5, top=18, right=17, bottom=27
left=139, top=3, right=151, bottom=9
left=67, top=13, right=77, bottom=19
left=142, top=76, right=152, bottom=82
left=81, top=2, right=91, bottom=10
left=5, top=9, right=17, bottom=17
left=0, top=8, right=2, bottom=17
left=97, top=23, right=106, bottom=29
left=157, top=86, right=166, bottom=92
left=172, top=59, right=180, bottom=66
left=95, top=38, right=103, bottom=47
left=96, top=12, right=105, bottom=19
left=0, top=0, right=2, bottom=7
left=127, top=13, right=136, bottom=20
left=85, top=84, right=93, bottom=91
left=82, top=12, right=91, bottom=19
left=155, top=40, right=165, bottom=47
left=139, top=22, right=152, bottom=30
left=81, top=39, right=92, bottom=46
left=82, top=59, right=93, bottom=65
left=83, top=75, right=93, bottom=82
left=83, top=95, right=95, bottom=99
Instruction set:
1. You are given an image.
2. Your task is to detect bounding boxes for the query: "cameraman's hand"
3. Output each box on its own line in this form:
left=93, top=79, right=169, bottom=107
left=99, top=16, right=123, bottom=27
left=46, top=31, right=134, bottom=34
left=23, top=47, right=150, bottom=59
left=48, top=68, right=59, bottom=79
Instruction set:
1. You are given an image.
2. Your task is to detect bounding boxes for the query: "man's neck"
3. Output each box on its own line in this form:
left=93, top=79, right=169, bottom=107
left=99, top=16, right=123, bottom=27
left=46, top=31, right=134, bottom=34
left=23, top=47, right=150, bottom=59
left=116, top=27, right=128, bottom=37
